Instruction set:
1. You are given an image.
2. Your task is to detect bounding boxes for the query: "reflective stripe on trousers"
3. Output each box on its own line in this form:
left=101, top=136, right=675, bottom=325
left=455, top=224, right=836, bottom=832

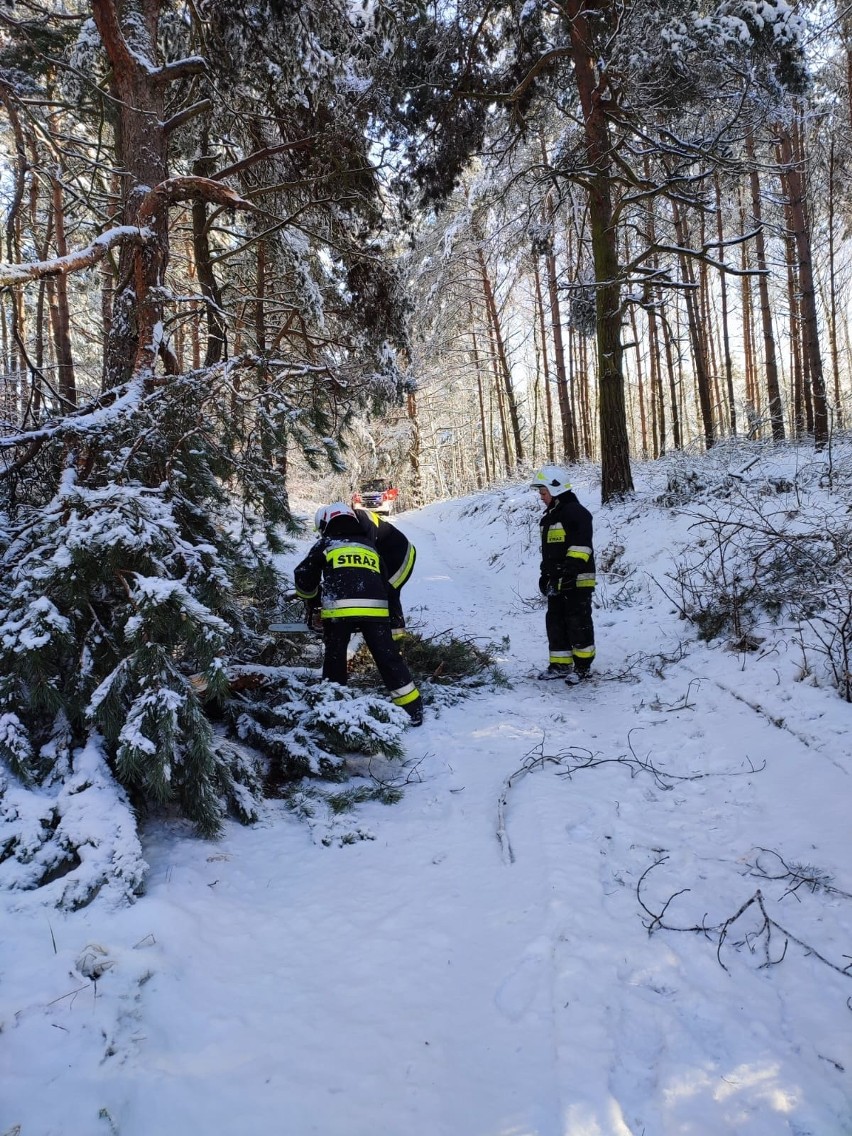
left=390, top=681, right=420, bottom=707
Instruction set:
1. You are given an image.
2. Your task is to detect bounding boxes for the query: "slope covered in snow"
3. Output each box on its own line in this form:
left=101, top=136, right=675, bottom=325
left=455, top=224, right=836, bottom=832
left=2, top=444, right=851, bottom=1135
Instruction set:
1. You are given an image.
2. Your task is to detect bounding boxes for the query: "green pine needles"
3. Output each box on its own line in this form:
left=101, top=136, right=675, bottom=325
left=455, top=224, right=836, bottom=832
left=229, top=672, right=408, bottom=783
left=0, top=366, right=408, bottom=907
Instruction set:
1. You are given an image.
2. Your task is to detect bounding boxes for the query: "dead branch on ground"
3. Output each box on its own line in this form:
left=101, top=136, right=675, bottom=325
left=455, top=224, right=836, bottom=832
left=747, top=847, right=852, bottom=901
left=496, top=739, right=764, bottom=865
left=637, top=856, right=852, bottom=981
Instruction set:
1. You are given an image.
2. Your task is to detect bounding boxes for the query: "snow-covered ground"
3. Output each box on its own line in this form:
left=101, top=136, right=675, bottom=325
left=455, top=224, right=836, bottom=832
left=3, top=448, right=851, bottom=1135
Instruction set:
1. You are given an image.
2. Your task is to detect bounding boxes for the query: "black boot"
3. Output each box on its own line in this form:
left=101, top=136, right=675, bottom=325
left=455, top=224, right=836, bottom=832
left=406, top=703, right=423, bottom=727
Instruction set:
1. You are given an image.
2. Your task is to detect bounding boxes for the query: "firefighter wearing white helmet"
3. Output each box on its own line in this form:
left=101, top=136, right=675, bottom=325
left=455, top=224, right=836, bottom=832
left=530, top=465, right=573, bottom=496
left=296, top=503, right=423, bottom=725
left=314, top=502, right=355, bottom=530
left=316, top=503, right=417, bottom=640
left=530, top=466, right=596, bottom=684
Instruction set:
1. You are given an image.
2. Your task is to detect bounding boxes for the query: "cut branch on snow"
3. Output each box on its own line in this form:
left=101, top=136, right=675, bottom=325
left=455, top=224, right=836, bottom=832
left=496, top=739, right=764, bottom=866
left=637, top=857, right=852, bottom=981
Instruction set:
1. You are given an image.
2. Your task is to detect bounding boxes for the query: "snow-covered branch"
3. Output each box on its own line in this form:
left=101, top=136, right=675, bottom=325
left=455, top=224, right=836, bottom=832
left=0, top=378, right=145, bottom=458
left=135, top=177, right=252, bottom=228
left=624, top=228, right=765, bottom=280
left=163, top=98, right=213, bottom=135
left=154, top=56, right=207, bottom=85
left=0, top=226, right=149, bottom=289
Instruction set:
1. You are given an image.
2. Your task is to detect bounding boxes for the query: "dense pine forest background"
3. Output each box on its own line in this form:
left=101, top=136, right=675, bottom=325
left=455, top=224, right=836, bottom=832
left=3, top=2, right=845, bottom=505
left=2, top=0, right=851, bottom=902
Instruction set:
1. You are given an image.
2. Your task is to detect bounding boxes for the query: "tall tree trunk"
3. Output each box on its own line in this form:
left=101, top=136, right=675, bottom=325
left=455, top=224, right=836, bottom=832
left=746, top=132, right=784, bottom=440
left=50, top=171, right=76, bottom=406
left=641, top=179, right=666, bottom=455
left=566, top=0, right=633, bottom=499
left=580, top=331, right=595, bottom=458
left=407, top=391, right=422, bottom=505
left=714, top=174, right=736, bottom=435
left=484, top=288, right=512, bottom=474
left=628, top=302, right=648, bottom=459
left=93, top=0, right=169, bottom=387
left=34, top=279, right=47, bottom=418
left=1, top=86, right=30, bottom=422
left=538, top=137, right=575, bottom=462
left=659, top=304, right=682, bottom=450
left=183, top=237, right=201, bottom=369
left=776, top=123, right=828, bottom=446
left=486, top=366, right=497, bottom=479
left=92, top=0, right=223, bottom=387
left=530, top=292, right=542, bottom=462
left=478, top=248, right=524, bottom=466
left=783, top=218, right=804, bottom=437
left=532, top=259, right=556, bottom=462
left=697, top=209, right=723, bottom=430
left=27, top=135, right=47, bottom=417
left=671, top=201, right=714, bottom=449
left=192, top=122, right=227, bottom=367
left=99, top=176, right=119, bottom=389
left=738, top=191, right=759, bottom=434
left=545, top=245, right=574, bottom=461
left=468, top=306, right=492, bottom=483
left=801, top=324, right=814, bottom=435
left=645, top=288, right=664, bottom=457
left=826, top=133, right=842, bottom=426
left=255, top=236, right=267, bottom=353
left=0, top=304, right=11, bottom=423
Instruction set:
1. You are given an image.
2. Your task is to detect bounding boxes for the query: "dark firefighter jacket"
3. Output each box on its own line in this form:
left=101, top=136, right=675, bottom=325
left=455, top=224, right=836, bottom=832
left=294, top=514, right=390, bottom=621
left=354, top=509, right=416, bottom=591
left=539, top=491, right=596, bottom=591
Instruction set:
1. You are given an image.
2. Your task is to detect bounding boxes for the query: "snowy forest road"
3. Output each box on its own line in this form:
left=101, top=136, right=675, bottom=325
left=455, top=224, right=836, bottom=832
left=3, top=484, right=851, bottom=1136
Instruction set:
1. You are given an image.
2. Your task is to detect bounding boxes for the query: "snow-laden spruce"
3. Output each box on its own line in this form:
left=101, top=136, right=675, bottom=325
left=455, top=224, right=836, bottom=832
left=0, top=369, right=408, bottom=908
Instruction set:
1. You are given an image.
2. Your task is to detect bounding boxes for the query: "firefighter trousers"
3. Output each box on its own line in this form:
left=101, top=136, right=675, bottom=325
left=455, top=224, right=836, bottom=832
left=545, top=590, right=596, bottom=672
left=322, top=618, right=421, bottom=713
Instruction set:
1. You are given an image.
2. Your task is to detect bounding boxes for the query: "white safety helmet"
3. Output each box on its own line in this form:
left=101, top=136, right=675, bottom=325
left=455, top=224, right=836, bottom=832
left=315, top=501, right=356, bottom=531
left=529, top=466, right=572, bottom=495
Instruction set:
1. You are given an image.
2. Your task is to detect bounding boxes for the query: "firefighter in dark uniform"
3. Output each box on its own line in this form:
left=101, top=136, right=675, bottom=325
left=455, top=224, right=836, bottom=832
left=351, top=508, right=416, bottom=640
left=294, top=503, right=423, bottom=725
left=530, top=466, right=596, bottom=684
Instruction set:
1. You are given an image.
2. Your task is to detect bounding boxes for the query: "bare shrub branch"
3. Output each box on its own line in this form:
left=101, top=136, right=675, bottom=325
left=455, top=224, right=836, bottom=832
left=637, top=858, right=852, bottom=980
left=497, top=739, right=763, bottom=864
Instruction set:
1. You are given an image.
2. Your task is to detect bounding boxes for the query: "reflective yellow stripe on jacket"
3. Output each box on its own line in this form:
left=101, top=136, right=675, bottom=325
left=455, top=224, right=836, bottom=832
left=325, top=543, right=381, bottom=572
left=388, top=543, right=416, bottom=589
left=322, top=598, right=389, bottom=619
left=567, top=544, right=592, bottom=562
left=568, top=544, right=595, bottom=586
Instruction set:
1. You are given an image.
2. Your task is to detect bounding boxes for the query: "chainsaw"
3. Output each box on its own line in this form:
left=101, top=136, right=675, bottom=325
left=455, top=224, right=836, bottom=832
left=269, top=595, right=322, bottom=635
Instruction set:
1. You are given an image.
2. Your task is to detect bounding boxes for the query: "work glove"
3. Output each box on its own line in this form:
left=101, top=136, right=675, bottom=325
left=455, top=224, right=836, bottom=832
left=548, top=570, right=573, bottom=596
left=305, top=601, right=323, bottom=631
left=553, top=568, right=578, bottom=594
left=538, top=574, right=549, bottom=596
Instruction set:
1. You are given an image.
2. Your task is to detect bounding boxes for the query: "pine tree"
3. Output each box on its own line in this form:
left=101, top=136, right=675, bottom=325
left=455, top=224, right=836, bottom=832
left=0, top=0, right=423, bottom=906
left=387, top=0, right=810, bottom=499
